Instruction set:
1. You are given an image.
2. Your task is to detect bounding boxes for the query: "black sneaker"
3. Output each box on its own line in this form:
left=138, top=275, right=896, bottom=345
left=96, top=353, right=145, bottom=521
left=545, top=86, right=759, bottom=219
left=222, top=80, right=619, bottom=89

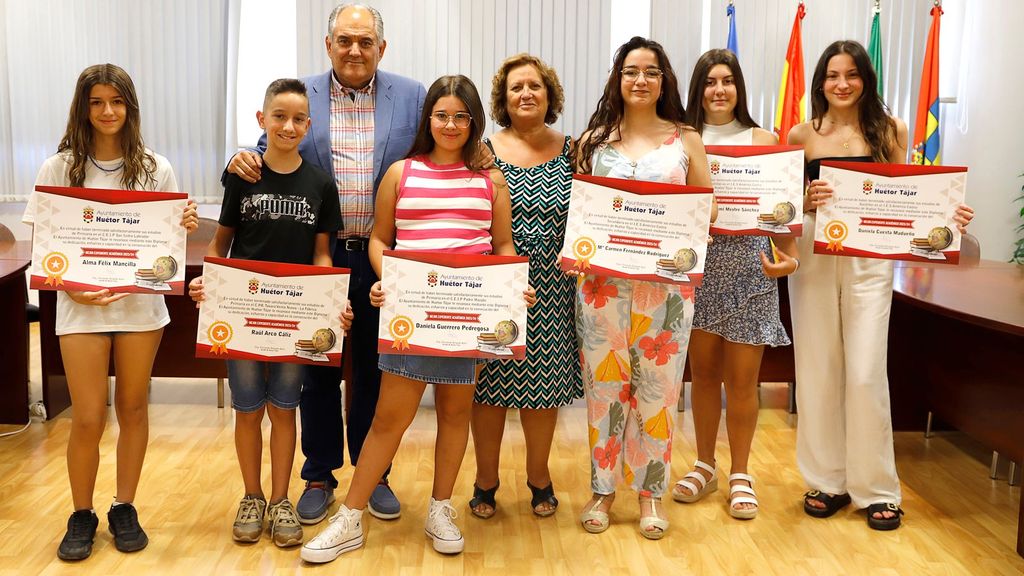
left=58, top=510, right=99, bottom=561
left=107, top=503, right=149, bottom=553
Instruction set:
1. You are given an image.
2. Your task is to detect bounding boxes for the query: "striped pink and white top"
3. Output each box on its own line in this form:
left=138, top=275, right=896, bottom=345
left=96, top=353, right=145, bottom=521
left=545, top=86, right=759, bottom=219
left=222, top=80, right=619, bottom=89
left=394, top=157, right=494, bottom=254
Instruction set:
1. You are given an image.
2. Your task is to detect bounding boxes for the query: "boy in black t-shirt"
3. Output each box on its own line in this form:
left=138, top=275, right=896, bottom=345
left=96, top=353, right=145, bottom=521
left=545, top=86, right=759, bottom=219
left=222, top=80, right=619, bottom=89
left=188, top=79, right=350, bottom=548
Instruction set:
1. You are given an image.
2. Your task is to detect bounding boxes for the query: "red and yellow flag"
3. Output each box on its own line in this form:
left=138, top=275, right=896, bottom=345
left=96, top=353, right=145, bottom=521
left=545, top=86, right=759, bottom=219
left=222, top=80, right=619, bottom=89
left=912, top=4, right=942, bottom=165
left=774, top=3, right=806, bottom=144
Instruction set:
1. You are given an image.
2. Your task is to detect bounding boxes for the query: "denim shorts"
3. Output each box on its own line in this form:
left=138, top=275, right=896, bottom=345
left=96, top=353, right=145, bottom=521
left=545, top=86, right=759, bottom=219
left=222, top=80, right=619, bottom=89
left=378, top=353, right=479, bottom=385
left=227, top=360, right=303, bottom=412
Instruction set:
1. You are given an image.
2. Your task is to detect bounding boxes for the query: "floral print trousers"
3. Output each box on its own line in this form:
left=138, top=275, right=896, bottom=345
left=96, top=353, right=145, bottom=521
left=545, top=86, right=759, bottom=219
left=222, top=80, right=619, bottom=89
left=576, top=275, right=694, bottom=498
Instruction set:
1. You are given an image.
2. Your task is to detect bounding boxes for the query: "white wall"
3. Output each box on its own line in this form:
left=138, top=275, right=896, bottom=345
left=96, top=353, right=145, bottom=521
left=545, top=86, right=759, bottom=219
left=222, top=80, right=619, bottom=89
left=941, top=0, right=1022, bottom=261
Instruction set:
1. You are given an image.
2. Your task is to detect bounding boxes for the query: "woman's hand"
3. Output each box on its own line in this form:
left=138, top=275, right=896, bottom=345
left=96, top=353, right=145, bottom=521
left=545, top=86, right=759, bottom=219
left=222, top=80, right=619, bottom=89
left=759, top=249, right=799, bottom=278
left=188, top=276, right=205, bottom=308
left=66, top=289, right=129, bottom=306
left=954, top=204, right=975, bottom=234
left=339, top=300, right=354, bottom=332
left=181, top=200, right=199, bottom=233
left=804, top=179, right=833, bottom=212
left=523, top=285, right=537, bottom=308
left=369, top=281, right=386, bottom=308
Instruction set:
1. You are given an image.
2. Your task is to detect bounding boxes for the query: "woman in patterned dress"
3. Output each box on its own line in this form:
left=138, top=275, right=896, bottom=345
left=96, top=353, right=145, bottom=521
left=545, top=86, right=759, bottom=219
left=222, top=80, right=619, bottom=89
left=573, top=37, right=714, bottom=539
left=470, top=54, right=582, bottom=520
left=670, top=49, right=798, bottom=520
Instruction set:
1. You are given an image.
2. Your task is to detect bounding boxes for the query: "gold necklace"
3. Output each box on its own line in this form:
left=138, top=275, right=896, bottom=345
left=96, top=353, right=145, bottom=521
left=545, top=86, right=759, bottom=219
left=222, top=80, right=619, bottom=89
left=827, top=117, right=859, bottom=149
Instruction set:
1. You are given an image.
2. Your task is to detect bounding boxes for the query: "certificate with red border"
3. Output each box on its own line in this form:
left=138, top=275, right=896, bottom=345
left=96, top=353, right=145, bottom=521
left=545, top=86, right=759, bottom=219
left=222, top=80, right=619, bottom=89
left=814, top=162, right=968, bottom=264
left=29, top=185, right=188, bottom=294
left=705, top=145, right=804, bottom=236
left=560, top=174, right=713, bottom=286
left=377, top=251, right=529, bottom=359
left=196, top=257, right=351, bottom=365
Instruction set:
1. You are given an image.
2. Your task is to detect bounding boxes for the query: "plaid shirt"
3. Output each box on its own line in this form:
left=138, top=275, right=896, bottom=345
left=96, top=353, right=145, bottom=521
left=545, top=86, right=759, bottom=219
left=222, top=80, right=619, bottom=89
left=330, top=73, right=376, bottom=239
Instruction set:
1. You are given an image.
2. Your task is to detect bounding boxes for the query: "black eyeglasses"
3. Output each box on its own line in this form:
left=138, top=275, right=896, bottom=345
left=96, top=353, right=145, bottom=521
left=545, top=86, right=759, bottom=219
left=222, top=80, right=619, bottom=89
left=430, top=111, right=473, bottom=128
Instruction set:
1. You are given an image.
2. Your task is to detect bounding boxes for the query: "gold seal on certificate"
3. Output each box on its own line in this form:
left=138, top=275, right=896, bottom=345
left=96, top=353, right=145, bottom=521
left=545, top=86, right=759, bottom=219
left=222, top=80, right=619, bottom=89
left=42, top=251, right=69, bottom=287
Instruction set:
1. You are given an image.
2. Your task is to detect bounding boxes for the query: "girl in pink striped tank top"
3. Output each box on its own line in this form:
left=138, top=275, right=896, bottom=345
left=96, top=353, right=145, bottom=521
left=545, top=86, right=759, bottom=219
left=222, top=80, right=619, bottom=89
left=306, top=75, right=535, bottom=559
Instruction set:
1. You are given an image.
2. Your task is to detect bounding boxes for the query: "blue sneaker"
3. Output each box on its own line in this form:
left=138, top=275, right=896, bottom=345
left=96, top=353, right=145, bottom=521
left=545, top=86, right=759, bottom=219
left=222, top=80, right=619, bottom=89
left=296, top=481, right=335, bottom=525
left=368, top=482, right=401, bottom=520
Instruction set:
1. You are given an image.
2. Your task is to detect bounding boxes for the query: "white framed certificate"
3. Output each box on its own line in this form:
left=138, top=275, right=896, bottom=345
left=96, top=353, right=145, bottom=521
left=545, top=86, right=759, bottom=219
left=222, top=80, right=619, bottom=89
left=815, top=162, right=968, bottom=264
left=29, top=185, right=187, bottom=294
left=705, top=145, right=804, bottom=236
left=377, top=251, right=529, bottom=359
left=196, top=257, right=350, bottom=365
left=560, top=174, right=713, bottom=286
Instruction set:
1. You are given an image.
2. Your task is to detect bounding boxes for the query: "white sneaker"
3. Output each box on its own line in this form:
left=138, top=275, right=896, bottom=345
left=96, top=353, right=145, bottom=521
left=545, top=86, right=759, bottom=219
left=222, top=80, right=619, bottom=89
left=424, top=498, right=464, bottom=554
left=300, top=505, right=364, bottom=563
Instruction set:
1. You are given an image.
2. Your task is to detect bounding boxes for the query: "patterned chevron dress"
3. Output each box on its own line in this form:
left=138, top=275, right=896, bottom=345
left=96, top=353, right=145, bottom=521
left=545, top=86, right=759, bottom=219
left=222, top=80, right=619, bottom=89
left=475, top=136, right=583, bottom=408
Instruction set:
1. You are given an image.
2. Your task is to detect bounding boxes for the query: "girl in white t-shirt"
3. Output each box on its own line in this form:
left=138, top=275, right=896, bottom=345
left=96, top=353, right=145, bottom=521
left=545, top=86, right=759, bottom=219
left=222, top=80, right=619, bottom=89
left=23, top=64, right=198, bottom=561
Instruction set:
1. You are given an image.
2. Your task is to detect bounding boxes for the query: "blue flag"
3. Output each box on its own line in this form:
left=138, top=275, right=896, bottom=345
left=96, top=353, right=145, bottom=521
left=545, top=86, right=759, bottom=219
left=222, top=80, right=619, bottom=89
left=727, top=3, right=738, bottom=57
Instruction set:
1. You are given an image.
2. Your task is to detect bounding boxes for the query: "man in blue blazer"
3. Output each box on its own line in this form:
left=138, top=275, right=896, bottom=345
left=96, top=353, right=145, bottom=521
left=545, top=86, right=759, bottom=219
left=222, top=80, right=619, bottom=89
left=227, top=3, right=425, bottom=525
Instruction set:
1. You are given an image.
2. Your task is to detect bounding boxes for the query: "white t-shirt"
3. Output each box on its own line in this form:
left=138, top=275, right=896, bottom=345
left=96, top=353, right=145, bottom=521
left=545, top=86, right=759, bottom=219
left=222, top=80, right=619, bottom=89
left=23, top=151, right=180, bottom=335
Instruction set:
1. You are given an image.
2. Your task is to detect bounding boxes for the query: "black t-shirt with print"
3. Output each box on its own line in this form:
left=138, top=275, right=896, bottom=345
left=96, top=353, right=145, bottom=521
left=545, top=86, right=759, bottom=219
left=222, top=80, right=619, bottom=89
left=219, top=161, right=341, bottom=264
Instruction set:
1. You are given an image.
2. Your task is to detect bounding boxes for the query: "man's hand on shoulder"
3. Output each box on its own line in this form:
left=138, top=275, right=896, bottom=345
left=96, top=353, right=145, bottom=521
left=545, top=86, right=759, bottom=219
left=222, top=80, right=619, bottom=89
left=228, top=150, right=264, bottom=184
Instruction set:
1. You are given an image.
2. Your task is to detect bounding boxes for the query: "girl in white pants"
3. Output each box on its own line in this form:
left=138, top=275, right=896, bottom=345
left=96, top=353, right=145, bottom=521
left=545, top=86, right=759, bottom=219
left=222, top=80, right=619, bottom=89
left=787, top=40, right=973, bottom=531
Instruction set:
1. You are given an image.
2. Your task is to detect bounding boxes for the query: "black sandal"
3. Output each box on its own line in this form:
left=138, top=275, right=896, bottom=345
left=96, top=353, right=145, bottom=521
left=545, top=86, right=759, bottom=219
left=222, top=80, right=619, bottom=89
left=866, top=502, right=904, bottom=530
left=527, top=482, right=558, bottom=517
left=803, top=490, right=852, bottom=518
left=469, top=482, right=499, bottom=519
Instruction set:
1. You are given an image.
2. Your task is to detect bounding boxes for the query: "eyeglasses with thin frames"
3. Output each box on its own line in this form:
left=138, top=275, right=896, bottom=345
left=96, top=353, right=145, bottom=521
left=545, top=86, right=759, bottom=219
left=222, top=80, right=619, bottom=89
left=430, top=111, right=473, bottom=128
left=621, top=67, right=664, bottom=82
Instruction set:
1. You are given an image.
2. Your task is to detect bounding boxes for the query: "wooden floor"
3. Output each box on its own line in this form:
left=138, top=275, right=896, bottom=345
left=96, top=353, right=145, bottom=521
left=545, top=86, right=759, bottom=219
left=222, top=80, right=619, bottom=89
left=1, top=362, right=1021, bottom=574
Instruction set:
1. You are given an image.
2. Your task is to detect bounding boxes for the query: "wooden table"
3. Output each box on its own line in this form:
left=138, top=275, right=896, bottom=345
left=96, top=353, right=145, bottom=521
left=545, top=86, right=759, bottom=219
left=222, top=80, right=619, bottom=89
left=38, top=235, right=227, bottom=418
left=0, top=241, right=31, bottom=424
left=888, top=259, right=1024, bottom=557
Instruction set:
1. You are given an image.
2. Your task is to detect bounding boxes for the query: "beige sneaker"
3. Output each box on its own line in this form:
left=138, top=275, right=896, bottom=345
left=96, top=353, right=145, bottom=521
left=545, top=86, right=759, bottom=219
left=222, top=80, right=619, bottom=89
left=232, top=495, right=267, bottom=542
left=267, top=499, right=303, bottom=547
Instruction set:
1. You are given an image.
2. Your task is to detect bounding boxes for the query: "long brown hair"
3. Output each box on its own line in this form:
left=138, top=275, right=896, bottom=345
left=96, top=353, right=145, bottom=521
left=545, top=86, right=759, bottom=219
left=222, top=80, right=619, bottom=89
left=575, top=37, right=688, bottom=174
left=685, top=49, right=759, bottom=134
left=809, top=40, right=897, bottom=163
left=406, top=75, right=487, bottom=171
left=58, top=64, right=157, bottom=189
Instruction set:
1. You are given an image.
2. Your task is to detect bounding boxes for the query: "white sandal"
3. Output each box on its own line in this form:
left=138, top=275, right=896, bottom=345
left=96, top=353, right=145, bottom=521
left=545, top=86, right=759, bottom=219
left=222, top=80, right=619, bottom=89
left=638, top=497, right=668, bottom=540
left=672, top=459, right=718, bottom=503
left=728, top=473, right=758, bottom=520
left=580, top=494, right=611, bottom=534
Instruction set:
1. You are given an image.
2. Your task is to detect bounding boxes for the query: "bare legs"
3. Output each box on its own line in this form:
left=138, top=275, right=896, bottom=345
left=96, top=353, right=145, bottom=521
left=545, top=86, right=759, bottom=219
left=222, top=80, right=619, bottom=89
left=343, top=373, right=477, bottom=510
left=61, top=329, right=162, bottom=510
left=685, top=329, right=764, bottom=511
left=470, top=404, right=559, bottom=516
left=234, top=404, right=297, bottom=502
